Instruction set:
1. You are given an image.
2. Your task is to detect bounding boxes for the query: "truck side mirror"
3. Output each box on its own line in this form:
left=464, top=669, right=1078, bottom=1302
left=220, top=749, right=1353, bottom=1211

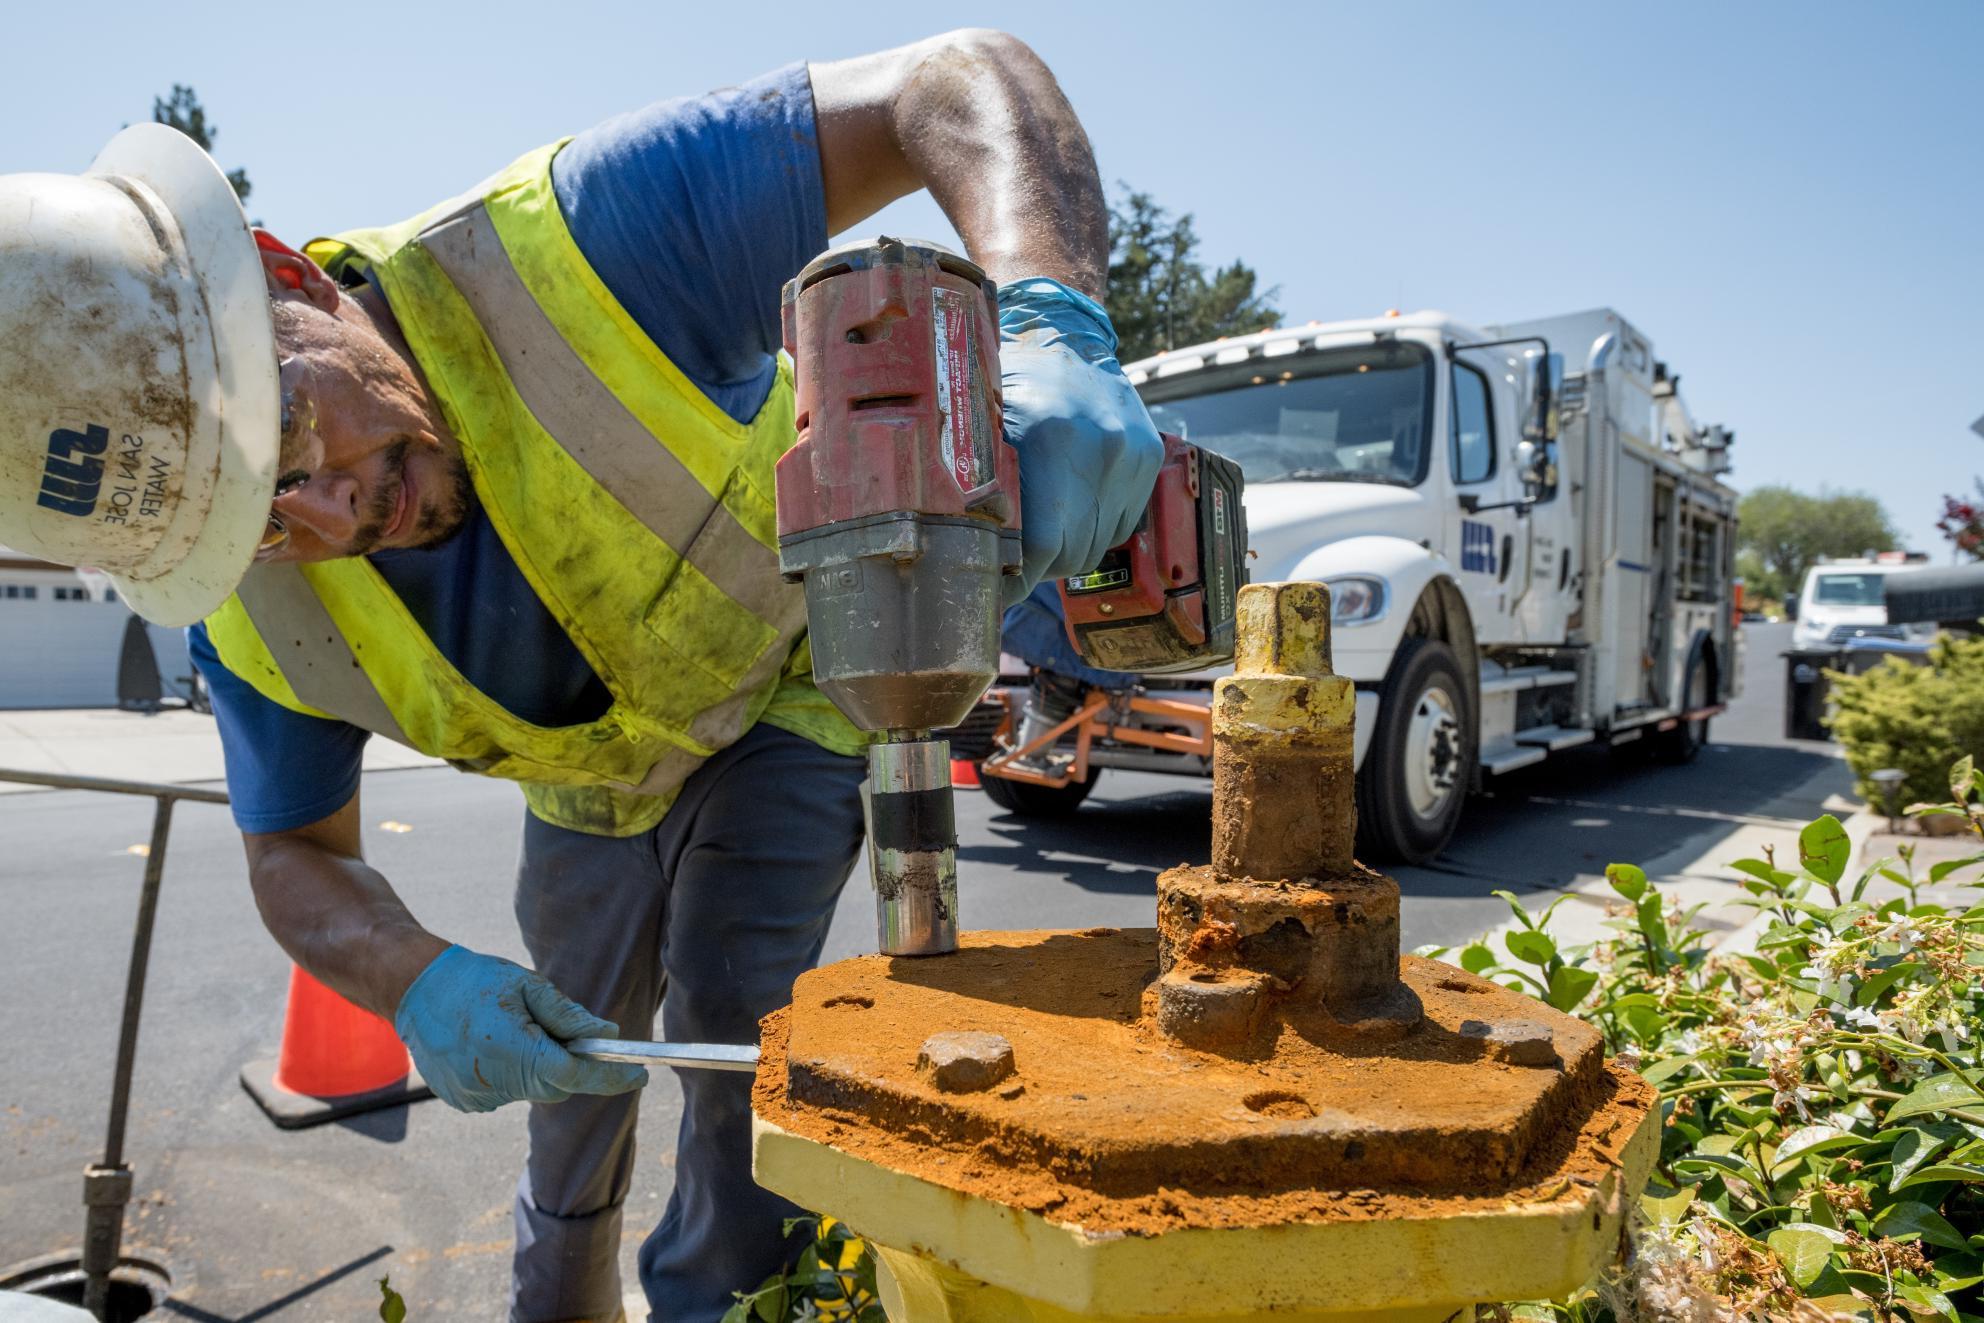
left=1523, top=351, right=1564, bottom=444
left=1782, top=593, right=1799, bottom=621
left=1513, top=438, right=1557, bottom=503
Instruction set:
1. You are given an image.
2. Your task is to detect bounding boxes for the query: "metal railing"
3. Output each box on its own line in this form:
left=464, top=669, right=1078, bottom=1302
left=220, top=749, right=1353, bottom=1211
left=0, top=768, right=228, bottom=1319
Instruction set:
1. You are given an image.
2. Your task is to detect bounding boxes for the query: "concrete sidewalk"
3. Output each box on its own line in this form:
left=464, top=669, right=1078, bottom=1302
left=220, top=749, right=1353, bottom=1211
left=1471, top=756, right=1984, bottom=962
left=0, top=708, right=439, bottom=794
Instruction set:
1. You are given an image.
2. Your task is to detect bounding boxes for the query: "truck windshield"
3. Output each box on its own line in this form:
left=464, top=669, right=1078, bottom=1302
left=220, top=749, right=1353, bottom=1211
left=1812, top=573, right=1886, bottom=606
left=1140, top=343, right=1434, bottom=487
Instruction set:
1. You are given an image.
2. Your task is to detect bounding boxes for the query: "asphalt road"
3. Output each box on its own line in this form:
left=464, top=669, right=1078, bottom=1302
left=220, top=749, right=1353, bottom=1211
left=0, top=621, right=1842, bottom=1318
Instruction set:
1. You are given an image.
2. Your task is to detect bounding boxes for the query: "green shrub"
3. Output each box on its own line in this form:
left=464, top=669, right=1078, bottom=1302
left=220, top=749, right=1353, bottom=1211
left=1829, top=633, right=1984, bottom=809
left=1462, top=759, right=1984, bottom=1322
left=755, top=768, right=1984, bottom=1323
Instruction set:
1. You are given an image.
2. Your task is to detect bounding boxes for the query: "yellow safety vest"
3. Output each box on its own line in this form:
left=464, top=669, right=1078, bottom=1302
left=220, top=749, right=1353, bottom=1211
left=204, top=141, right=863, bottom=837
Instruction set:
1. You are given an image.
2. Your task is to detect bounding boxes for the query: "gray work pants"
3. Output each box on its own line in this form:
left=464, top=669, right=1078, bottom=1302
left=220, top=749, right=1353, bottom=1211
left=508, top=723, right=865, bottom=1323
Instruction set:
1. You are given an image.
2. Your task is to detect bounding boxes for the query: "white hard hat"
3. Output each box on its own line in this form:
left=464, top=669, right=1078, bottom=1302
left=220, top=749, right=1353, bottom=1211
left=0, top=123, right=278, bottom=625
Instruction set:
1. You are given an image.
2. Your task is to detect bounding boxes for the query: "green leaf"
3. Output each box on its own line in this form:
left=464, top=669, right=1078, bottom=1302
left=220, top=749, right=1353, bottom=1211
left=1640, top=1182, right=1697, bottom=1225
left=1799, top=814, right=1852, bottom=886
left=1491, top=888, right=1536, bottom=930
left=1504, top=928, right=1556, bottom=966
left=1622, top=1004, right=1668, bottom=1042
left=1887, top=1073, right=1984, bottom=1123
left=1640, top=1055, right=1694, bottom=1085
left=378, top=1277, right=407, bottom=1323
left=1898, top=1162, right=1984, bottom=1189
left=1855, top=962, right=1918, bottom=1006
left=1774, top=1124, right=1869, bottom=1171
left=1741, top=953, right=1781, bottom=982
left=1635, top=893, right=1668, bottom=951
left=1803, top=1292, right=1874, bottom=1321
left=1546, top=965, right=1599, bottom=1011
left=1458, top=942, right=1496, bottom=975
left=1732, top=857, right=1798, bottom=887
left=1872, top=1199, right=1969, bottom=1250
left=1674, top=1153, right=1756, bottom=1182
left=1930, top=852, right=1984, bottom=883
left=1767, top=1226, right=1843, bottom=1289
left=1890, top=1127, right=1952, bottom=1190
left=1897, top=1283, right=1958, bottom=1319
left=1606, top=862, right=1648, bottom=901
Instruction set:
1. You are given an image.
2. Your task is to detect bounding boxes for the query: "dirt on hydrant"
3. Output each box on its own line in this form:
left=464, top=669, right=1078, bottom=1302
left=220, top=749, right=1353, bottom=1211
left=754, top=928, right=1650, bottom=1238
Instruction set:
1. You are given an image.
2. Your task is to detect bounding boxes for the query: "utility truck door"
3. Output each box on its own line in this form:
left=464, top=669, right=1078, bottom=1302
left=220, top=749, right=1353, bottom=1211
left=1516, top=428, right=1573, bottom=644
left=1446, top=357, right=1525, bottom=644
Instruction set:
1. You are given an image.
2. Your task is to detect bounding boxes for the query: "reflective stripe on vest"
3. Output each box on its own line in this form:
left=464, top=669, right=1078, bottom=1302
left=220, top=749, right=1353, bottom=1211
left=234, top=563, right=410, bottom=746
left=416, top=203, right=795, bottom=626
left=207, top=141, right=857, bottom=836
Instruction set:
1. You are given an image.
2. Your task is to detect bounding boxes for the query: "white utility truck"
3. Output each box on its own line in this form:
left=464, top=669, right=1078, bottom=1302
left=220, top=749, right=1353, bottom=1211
left=986, top=308, right=1743, bottom=864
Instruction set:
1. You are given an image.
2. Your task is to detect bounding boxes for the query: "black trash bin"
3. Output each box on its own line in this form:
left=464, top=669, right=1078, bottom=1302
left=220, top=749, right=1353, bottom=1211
left=1783, top=648, right=1839, bottom=742
left=1783, top=639, right=1932, bottom=741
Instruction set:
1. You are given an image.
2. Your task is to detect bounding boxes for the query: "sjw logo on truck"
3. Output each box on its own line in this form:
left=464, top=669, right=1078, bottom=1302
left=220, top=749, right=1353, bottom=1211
left=35, top=424, right=111, bottom=516
left=1460, top=519, right=1498, bottom=575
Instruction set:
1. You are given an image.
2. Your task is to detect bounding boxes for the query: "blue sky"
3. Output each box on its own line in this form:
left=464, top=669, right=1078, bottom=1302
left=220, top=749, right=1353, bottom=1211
left=6, top=2, right=1977, bottom=554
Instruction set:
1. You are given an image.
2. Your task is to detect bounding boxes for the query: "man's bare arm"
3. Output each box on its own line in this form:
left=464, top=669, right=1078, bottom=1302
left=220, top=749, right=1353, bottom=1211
left=810, top=29, right=1107, bottom=294
left=242, top=792, right=449, bottom=1019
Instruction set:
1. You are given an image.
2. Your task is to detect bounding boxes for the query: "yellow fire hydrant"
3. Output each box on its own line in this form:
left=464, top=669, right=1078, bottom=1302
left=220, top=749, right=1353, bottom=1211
left=753, top=582, right=1658, bottom=1323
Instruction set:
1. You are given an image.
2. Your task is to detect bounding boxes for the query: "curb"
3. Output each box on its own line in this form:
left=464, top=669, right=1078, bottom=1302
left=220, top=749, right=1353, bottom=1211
left=1466, top=758, right=1858, bottom=963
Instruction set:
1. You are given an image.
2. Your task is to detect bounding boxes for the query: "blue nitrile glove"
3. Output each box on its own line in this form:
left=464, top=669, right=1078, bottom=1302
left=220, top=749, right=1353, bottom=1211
left=997, top=278, right=1164, bottom=607
left=394, top=945, right=648, bottom=1113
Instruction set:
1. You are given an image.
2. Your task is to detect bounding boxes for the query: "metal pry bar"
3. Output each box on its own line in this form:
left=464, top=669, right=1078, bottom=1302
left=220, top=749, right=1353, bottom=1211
left=566, top=1038, right=760, bottom=1072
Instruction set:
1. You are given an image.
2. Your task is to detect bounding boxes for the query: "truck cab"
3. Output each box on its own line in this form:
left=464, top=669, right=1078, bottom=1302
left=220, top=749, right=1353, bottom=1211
left=985, top=308, right=1742, bottom=864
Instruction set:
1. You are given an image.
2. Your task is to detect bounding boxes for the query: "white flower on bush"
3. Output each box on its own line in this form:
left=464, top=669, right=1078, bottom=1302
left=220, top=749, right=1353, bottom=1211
left=1875, top=916, right=1923, bottom=953
left=1775, top=1082, right=1826, bottom=1120
left=1810, top=933, right=1855, bottom=970
left=1837, top=1006, right=1883, bottom=1032
left=1740, top=1013, right=1804, bottom=1067
left=1893, top=993, right=1937, bottom=1046
left=1689, top=1216, right=1719, bottom=1272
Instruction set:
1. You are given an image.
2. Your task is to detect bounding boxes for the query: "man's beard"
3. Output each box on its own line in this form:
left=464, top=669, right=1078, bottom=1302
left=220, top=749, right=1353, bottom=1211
left=353, top=438, right=476, bottom=556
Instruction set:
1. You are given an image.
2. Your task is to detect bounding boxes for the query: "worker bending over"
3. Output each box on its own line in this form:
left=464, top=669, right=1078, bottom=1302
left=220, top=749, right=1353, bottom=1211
left=0, top=30, right=1159, bottom=1322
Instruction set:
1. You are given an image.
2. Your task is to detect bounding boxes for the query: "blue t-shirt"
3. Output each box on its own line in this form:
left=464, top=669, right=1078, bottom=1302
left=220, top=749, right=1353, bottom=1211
left=190, top=63, right=828, bottom=833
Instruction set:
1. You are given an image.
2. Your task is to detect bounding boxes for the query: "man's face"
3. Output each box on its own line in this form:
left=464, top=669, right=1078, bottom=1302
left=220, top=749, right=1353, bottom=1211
left=256, top=236, right=473, bottom=563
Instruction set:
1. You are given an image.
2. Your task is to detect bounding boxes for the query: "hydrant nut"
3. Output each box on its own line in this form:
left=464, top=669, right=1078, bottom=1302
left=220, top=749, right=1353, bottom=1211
left=1156, top=967, right=1273, bottom=1050
left=917, top=1031, right=1016, bottom=1092
left=1461, top=1017, right=1558, bottom=1068
left=1233, top=581, right=1334, bottom=679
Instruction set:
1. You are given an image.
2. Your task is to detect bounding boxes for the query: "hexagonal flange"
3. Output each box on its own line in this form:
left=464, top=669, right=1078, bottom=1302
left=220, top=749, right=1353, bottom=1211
left=769, top=930, right=1607, bottom=1199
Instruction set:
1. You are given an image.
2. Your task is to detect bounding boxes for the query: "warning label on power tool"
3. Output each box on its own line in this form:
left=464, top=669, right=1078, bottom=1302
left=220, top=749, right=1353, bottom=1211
left=932, top=286, right=994, bottom=494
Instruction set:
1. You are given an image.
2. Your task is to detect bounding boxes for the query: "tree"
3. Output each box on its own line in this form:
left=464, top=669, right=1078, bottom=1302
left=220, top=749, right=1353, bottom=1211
left=151, top=85, right=250, bottom=203
left=1735, top=485, right=1898, bottom=604
left=1105, top=186, right=1278, bottom=363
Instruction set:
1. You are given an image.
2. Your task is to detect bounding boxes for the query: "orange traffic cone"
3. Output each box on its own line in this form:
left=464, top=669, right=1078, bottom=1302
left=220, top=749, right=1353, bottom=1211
left=239, top=964, right=432, bottom=1129
left=951, top=758, right=981, bottom=788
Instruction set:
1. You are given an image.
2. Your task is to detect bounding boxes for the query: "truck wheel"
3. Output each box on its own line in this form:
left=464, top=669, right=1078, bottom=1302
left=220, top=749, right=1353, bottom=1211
left=1653, top=660, right=1713, bottom=764
left=981, top=767, right=1099, bottom=817
left=1357, top=638, right=1473, bottom=864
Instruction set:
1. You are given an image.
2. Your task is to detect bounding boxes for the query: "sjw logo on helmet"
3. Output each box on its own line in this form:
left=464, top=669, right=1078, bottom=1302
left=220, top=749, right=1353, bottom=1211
left=35, top=424, right=111, bottom=517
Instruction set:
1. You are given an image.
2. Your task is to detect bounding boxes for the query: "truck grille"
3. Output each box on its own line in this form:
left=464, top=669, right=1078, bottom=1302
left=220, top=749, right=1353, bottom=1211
left=1826, top=624, right=1904, bottom=645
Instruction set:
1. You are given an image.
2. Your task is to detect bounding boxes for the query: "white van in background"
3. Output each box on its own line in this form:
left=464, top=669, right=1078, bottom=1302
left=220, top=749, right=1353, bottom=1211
left=1790, top=553, right=1936, bottom=651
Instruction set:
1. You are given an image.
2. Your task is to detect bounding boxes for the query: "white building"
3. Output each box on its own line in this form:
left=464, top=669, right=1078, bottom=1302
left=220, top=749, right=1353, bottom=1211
left=0, top=545, right=196, bottom=709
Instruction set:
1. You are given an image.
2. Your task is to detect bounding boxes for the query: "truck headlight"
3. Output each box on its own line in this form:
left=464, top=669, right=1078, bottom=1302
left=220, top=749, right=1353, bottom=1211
left=1325, top=575, right=1388, bottom=625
